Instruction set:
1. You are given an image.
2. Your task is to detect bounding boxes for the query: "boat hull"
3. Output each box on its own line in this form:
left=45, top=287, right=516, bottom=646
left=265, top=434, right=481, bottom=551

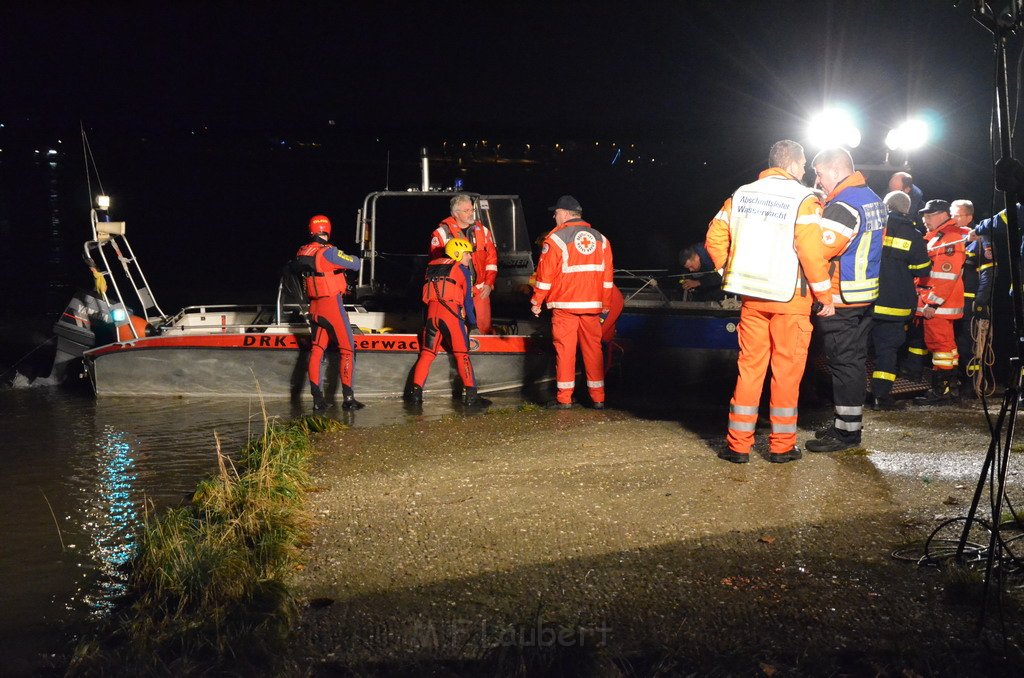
left=84, top=332, right=554, bottom=399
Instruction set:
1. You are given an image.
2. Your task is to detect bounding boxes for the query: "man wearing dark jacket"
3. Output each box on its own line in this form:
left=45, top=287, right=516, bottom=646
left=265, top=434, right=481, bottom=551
left=869, top=191, right=931, bottom=409
left=679, top=243, right=725, bottom=301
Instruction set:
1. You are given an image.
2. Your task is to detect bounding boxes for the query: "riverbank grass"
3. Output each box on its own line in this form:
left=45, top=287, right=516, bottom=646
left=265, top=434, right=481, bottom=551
left=69, top=413, right=342, bottom=675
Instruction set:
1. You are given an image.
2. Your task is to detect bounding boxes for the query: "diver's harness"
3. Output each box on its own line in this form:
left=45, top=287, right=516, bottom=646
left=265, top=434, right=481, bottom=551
left=426, top=263, right=467, bottom=322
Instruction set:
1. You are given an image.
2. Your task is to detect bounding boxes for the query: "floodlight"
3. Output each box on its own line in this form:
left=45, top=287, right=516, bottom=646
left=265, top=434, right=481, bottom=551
left=886, top=119, right=930, bottom=151
left=96, top=195, right=111, bottom=210
left=808, top=108, right=861, bottom=149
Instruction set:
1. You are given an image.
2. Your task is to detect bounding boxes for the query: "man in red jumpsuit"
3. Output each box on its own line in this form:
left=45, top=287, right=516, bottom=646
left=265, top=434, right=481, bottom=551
left=911, top=200, right=966, bottom=405
left=295, top=214, right=363, bottom=411
left=406, top=238, right=490, bottom=407
left=705, top=140, right=834, bottom=463
left=531, top=195, right=614, bottom=409
left=429, top=194, right=499, bottom=334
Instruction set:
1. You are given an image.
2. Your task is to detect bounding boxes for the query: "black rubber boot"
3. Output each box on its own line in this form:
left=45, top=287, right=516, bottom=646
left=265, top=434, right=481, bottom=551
left=913, top=371, right=955, bottom=406
left=871, top=394, right=904, bottom=411
left=462, top=387, right=491, bottom=408
left=341, top=385, right=365, bottom=410
left=404, top=384, right=423, bottom=403
left=311, top=384, right=328, bottom=412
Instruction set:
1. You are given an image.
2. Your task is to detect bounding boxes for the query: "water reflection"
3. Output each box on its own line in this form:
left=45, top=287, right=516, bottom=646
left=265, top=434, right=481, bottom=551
left=79, top=425, right=139, bottom=616
left=0, top=386, right=526, bottom=670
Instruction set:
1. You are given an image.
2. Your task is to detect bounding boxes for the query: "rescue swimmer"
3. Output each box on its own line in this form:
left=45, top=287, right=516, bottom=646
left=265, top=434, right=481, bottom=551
left=429, top=194, right=499, bottom=334
left=405, top=237, right=491, bottom=407
left=705, top=139, right=834, bottom=464
left=295, top=214, right=363, bottom=411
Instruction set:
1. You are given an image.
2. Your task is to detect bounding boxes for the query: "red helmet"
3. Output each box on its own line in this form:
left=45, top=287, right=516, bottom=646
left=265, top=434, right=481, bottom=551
left=308, top=214, right=331, bottom=237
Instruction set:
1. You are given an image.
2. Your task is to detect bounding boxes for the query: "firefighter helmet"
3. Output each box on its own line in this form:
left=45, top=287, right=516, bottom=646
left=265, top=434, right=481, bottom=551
left=444, top=237, right=474, bottom=261
left=308, top=214, right=331, bottom=237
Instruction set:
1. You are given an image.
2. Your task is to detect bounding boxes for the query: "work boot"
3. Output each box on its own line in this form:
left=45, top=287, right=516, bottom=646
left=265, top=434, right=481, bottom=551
left=341, top=386, right=365, bottom=410
left=718, top=449, right=749, bottom=464
left=311, top=384, right=329, bottom=412
left=913, top=372, right=955, bottom=406
left=592, top=401, right=606, bottom=410
left=806, top=429, right=860, bottom=453
left=462, top=387, right=492, bottom=408
left=404, top=384, right=423, bottom=404
left=769, top=446, right=802, bottom=463
left=871, top=394, right=904, bottom=411
left=546, top=400, right=574, bottom=410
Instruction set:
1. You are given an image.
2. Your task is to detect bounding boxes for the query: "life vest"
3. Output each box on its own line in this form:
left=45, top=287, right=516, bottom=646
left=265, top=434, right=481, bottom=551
left=422, top=258, right=468, bottom=305
left=721, top=175, right=815, bottom=302
left=296, top=242, right=348, bottom=299
left=831, top=186, right=886, bottom=304
left=430, top=217, right=499, bottom=286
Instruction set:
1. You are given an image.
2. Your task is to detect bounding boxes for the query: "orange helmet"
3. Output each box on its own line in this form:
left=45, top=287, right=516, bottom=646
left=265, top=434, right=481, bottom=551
left=308, top=214, right=331, bottom=237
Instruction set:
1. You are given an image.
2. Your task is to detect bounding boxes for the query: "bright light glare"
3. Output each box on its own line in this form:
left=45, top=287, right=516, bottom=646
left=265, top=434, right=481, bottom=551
left=96, top=195, right=111, bottom=210
left=110, top=307, right=128, bottom=323
left=886, top=119, right=930, bottom=151
left=808, top=109, right=861, bottom=149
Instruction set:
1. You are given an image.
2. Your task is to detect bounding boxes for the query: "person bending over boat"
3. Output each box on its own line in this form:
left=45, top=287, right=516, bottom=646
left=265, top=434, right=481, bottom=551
left=429, top=194, right=498, bottom=334
left=531, top=195, right=614, bottom=410
left=295, top=214, right=363, bottom=411
left=405, top=237, right=490, bottom=407
left=678, top=243, right=725, bottom=302
left=705, top=140, right=834, bottom=463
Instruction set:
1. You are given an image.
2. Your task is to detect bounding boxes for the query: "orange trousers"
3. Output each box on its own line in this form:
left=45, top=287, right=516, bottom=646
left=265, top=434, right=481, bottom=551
left=727, top=306, right=813, bottom=454
left=923, top=316, right=958, bottom=371
left=551, top=309, right=605, bottom=404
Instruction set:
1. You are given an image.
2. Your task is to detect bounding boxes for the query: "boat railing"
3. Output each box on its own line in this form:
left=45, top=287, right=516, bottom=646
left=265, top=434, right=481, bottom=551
left=160, top=304, right=308, bottom=335
left=615, top=268, right=672, bottom=305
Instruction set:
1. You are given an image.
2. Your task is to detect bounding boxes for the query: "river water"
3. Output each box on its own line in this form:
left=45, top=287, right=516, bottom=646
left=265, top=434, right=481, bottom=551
left=0, top=382, right=525, bottom=672
left=0, top=129, right=550, bottom=671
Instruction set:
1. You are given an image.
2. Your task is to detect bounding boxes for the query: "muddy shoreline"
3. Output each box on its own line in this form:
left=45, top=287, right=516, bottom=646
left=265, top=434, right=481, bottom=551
left=292, top=402, right=1024, bottom=676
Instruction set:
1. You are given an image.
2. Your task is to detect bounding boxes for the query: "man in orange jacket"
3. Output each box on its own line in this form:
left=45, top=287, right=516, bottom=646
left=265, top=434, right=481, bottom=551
left=531, top=195, right=614, bottom=409
left=806, top=148, right=886, bottom=453
left=911, top=200, right=966, bottom=405
left=705, top=140, right=834, bottom=463
left=429, top=194, right=499, bottom=333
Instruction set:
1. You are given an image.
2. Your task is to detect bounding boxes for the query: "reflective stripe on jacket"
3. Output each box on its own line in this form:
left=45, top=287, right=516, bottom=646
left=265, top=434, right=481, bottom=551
left=872, top=210, right=930, bottom=320
left=820, top=172, right=886, bottom=306
left=721, top=173, right=825, bottom=301
left=916, top=218, right=965, bottom=318
left=705, top=167, right=831, bottom=315
left=531, top=219, right=614, bottom=313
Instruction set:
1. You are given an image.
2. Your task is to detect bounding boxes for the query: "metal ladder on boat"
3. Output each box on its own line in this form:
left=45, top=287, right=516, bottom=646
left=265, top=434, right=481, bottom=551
left=84, top=210, right=167, bottom=339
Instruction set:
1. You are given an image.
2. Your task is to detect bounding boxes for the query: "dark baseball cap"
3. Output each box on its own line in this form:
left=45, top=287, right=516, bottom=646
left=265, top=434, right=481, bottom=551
left=548, top=195, right=582, bottom=211
left=919, top=199, right=950, bottom=215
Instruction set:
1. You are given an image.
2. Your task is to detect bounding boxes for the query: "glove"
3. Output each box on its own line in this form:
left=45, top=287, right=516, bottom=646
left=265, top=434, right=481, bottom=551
left=92, top=270, right=108, bottom=296
left=974, top=304, right=990, bottom=320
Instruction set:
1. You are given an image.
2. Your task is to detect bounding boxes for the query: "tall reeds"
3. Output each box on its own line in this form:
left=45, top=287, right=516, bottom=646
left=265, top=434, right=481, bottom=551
left=69, top=413, right=342, bottom=675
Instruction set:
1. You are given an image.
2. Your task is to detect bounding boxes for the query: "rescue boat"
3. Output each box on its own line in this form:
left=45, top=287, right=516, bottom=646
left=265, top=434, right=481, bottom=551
left=51, top=137, right=559, bottom=401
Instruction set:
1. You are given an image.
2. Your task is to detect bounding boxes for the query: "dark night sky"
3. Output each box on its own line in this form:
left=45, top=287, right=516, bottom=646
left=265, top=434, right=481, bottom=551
left=2, top=0, right=1022, bottom=291
left=0, top=1, right=1006, bottom=139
